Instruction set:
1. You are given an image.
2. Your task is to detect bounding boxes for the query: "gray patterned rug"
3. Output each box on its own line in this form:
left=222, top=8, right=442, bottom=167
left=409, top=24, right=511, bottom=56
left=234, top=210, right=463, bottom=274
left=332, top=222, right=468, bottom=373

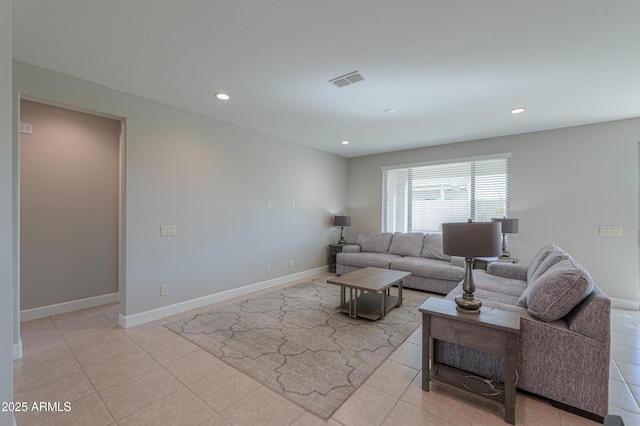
left=165, top=278, right=428, bottom=420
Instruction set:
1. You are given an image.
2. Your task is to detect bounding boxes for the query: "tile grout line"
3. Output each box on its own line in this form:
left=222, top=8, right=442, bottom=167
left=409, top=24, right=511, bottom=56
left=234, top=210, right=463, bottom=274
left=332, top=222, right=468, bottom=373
left=15, top=296, right=640, bottom=424
left=45, top=309, right=118, bottom=425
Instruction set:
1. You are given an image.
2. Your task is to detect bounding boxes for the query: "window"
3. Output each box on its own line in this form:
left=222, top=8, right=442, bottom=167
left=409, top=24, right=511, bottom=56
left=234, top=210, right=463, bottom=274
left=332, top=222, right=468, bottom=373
left=382, top=154, right=510, bottom=233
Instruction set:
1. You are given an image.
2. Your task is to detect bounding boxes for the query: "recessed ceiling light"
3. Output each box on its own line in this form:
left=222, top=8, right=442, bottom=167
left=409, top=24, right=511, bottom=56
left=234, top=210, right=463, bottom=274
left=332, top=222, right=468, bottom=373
left=510, top=107, right=526, bottom=114
left=214, top=92, right=230, bottom=101
left=385, top=108, right=397, bottom=114
left=340, top=140, right=350, bottom=145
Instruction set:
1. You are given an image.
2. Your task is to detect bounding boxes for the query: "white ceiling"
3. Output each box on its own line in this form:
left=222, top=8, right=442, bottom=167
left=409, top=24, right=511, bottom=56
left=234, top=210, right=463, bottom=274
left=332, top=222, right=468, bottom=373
left=12, top=1, right=640, bottom=158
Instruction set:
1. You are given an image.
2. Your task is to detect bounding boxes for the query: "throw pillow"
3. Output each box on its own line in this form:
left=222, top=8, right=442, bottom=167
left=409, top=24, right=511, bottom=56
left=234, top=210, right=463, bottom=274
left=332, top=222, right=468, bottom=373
left=388, top=232, right=425, bottom=257
left=357, top=231, right=393, bottom=254
left=421, top=233, right=452, bottom=261
left=526, top=243, right=558, bottom=283
left=526, top=259, right=595, bottom=322
left=517, top=248, right=572, bottom=307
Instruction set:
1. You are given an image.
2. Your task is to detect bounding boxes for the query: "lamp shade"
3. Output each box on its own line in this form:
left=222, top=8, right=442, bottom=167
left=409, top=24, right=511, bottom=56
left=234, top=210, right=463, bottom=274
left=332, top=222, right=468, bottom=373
left=334, top=215, right=351, bottom=227
left=492, top=217, right=519, bottom=234
left=442, top=221, right=502, bottom=258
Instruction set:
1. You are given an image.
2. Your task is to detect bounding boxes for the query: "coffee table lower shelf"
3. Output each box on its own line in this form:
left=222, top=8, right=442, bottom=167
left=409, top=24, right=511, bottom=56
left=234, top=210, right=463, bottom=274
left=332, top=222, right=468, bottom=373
left=335, top=292, right=398, bottom=321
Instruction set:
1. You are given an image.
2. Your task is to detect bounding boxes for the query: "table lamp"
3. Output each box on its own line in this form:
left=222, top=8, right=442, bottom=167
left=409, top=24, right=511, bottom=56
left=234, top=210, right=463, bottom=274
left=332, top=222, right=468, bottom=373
left=334, top=215, right=351, bottom=245
left=442, top=219, right=502, bottom=313
left=491, top=217, right=519, bottom=258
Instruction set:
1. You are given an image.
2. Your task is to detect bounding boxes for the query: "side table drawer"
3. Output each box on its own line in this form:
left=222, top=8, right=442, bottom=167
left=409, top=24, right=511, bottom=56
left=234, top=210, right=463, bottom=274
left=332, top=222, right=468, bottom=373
left=431, top=316, right=507, bottom=356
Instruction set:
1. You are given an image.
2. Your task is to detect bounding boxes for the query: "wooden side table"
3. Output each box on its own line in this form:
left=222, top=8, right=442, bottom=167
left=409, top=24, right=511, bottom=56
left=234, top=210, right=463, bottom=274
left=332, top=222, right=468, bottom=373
left=420, top=298, right=520, bottom=424
left=328, top=244, right=344, bottom=273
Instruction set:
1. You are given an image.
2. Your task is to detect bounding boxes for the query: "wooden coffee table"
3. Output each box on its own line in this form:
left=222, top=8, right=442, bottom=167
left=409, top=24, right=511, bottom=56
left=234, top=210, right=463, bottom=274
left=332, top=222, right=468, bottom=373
left=327, top=267, right=411, bottom=320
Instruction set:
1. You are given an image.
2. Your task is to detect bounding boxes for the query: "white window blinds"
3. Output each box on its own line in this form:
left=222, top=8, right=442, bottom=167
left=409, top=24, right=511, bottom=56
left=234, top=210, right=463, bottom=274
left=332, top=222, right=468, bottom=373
left=382, top=155, right=510, bottom=233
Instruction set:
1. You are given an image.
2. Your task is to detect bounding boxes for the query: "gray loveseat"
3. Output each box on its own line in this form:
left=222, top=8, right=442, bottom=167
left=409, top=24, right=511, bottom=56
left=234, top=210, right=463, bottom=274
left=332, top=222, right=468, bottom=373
left=336, top=231, right=466, bottom=294
left=440, top=243, right=610, bottom=420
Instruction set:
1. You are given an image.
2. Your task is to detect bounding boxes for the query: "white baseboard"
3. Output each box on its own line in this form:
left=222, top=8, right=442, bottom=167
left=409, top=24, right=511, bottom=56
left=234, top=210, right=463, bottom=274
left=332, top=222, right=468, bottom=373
left=13, top=338, right=22, bottom=360
left=610, top=297, right=640, bottom=310
left=20, top=292, right=120, bottom=322
left=119, top=266, right=328, bottom=328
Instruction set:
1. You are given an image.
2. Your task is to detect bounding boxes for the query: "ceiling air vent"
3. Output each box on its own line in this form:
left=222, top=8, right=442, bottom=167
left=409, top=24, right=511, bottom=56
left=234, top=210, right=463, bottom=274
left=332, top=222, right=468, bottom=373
left=329, top=70, right=367, bottom=88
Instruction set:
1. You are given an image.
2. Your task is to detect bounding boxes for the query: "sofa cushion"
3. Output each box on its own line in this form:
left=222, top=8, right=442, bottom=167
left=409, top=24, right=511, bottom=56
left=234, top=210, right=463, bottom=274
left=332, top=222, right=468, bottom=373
left=446, top=286, right=523, bottom=306
left=526, top=243, right=558, bottom=282
left=341, top=244, right=360, bottom=253
left=518, top=248, right=572, bottom=307
left=526, top=259, right=595, bottom=322
left=529, top=247, right=573, bottom=284
left=388, top=232, right=425, bottom=257
left=336, top=252, right=401, bottom=269
left=472, top=269, right=528, bottom=297
left=356, top=231, right=393, bottom=254
left=421, top=233, right=452, bottom=261
left=487, top=262, right=529, bottom=281
left=390, top=257, right=464, bottom=281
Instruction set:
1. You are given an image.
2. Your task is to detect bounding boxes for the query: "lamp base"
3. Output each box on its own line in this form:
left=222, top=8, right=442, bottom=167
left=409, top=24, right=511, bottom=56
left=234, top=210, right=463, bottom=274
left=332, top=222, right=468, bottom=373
left=455, top=295, right=482, bottom=314
left=455, top=257, right=482, bottom=314
left=500, top=233, right=510, bottom=259
left=338, top=226, right=346, bottom=245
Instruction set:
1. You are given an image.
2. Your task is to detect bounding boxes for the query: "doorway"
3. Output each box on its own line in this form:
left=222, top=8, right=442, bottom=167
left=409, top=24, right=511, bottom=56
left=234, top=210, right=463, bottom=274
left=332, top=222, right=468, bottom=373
left=19, top=98, right=123, bottom=317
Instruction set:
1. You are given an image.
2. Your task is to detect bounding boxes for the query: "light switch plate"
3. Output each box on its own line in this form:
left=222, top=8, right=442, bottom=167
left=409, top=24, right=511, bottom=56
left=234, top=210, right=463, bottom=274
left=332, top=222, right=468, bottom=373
left=599, top=226, right=622, bottom=237
left=160, top=225, right=177, bottom=236
left=20, top=122, right=33, bottom=134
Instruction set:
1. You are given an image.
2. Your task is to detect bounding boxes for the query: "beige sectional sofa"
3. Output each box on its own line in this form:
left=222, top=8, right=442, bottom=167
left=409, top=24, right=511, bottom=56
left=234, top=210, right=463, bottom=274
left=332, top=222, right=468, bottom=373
left=337, top=232, right=610, bottom=420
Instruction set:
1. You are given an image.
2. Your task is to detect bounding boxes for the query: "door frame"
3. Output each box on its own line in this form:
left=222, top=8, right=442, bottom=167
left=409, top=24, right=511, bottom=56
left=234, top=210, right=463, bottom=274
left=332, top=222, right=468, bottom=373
left=16, top=94, right=126, bottom=325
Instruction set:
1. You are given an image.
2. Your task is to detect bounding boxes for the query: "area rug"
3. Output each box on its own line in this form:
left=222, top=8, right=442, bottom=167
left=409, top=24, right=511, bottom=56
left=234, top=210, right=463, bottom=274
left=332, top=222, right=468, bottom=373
left=165, top=278, right=428, bottom=420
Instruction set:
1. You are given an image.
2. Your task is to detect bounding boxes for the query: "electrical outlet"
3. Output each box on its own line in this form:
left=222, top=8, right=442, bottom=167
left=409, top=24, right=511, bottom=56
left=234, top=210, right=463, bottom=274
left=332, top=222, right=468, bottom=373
left=291, top=202, right=296, bottom=210
left=161, top=285, right=169, bottom=296
left=266, top=201, right=272, bottom=210
left=160, top=225, right=177, bottom=236
left=266, top=264, right=271, bottom=272
left=289, top=259, right=295, bottom=268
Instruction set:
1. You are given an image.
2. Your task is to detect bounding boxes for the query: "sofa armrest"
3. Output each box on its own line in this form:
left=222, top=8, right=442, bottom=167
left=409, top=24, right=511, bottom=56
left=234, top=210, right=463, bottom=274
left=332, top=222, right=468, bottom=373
left=564, top=285, right=610, bottom=343
left=487, top=262, right=528, bottom=281
left=341, top=244, right=361, bottom=253
left=451, top=256, right=465, bottom=268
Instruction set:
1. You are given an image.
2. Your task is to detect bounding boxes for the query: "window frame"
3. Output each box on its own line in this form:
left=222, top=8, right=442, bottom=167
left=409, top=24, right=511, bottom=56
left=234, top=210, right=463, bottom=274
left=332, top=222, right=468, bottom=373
left=381, top=153, right=511, bottom=233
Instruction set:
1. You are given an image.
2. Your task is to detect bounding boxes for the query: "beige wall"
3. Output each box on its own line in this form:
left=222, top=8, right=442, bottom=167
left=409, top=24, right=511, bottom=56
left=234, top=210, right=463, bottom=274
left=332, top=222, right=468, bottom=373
left=20, top=100, right=120, bottom=310
left=348, top=119, right=640, bottom=305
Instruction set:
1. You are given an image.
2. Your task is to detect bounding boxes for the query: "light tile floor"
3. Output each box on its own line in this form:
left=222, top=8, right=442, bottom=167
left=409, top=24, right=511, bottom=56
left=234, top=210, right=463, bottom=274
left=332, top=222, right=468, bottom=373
left=11, top=273, right=640, bottom=425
